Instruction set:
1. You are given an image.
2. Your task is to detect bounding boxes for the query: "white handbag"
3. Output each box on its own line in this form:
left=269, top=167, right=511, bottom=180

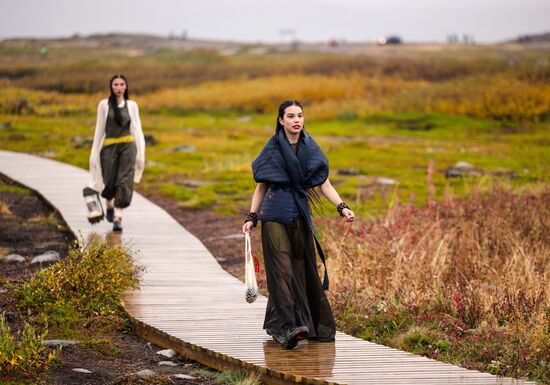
left=244, top=232, right=259, bottom=303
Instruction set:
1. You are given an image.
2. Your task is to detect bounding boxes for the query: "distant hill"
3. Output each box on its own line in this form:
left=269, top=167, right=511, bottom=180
left=3, top=32, right=549, bottom=57
left=0, top=32, right=386, bottom=55
left=1, top=33, right=251, bottom=53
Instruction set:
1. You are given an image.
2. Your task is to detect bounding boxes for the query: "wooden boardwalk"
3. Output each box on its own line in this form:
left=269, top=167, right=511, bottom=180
left=0, top=150, right=536, bottom=385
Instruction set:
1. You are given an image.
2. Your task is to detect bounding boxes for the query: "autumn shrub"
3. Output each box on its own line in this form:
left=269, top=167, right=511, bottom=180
left=17, top=240, right=142, bottom=327
left=0, top=313, right=58, bottom=377
left=0, top=47, right=520, bottom=92
left=324, top=186, right=550, bottom=383
left=0, top=87, right=96, bottom=116
left=390, top=74, right=550, bottom=121
left=2, top=69, right=547, bottom=123
left=143, top=74, right=382, bottom=113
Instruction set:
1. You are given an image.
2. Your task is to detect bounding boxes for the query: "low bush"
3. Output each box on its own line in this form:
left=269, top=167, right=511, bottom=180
left=17, top=240, right=142, bottom=328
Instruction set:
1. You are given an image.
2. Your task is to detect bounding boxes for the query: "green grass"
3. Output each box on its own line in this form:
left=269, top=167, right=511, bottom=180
left=190, top=367, right=218, bottom=378
left=0, top=184, right=32, bottom=195
left=1, top=110, right=549, bottom=216
left=190, top=368, right=262, bottom=385
left=0, top=43, right=548, bottom=215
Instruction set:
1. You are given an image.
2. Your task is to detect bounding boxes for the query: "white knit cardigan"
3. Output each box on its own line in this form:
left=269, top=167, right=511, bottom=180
left=89, top=99, right=146, bottom=192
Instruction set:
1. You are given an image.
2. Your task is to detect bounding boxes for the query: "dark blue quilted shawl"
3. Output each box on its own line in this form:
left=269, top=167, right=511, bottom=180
left=252, top=129, right=331, bottom=289
left=252, top=130, right=328, bottom=188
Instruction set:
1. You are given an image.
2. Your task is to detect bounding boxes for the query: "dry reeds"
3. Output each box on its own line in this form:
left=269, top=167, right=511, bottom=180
left=322, top=185, right=549, bottom=380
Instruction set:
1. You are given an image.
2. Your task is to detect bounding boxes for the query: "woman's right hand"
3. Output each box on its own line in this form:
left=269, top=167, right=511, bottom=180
left=242, top=221, right=254, bottom=233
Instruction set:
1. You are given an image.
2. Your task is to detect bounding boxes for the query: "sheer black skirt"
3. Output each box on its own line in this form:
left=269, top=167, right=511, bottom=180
left=261, top=218, right=336, bottom=343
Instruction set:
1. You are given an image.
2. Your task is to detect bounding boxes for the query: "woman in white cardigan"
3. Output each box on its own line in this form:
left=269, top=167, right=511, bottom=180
left=89, top=74, right=145, bottom=231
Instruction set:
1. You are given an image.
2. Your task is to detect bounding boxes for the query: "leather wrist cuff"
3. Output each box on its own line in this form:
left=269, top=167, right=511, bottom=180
left=337, top=202, right=350, bottom=217
left=245, top=211, right=258, bottom=227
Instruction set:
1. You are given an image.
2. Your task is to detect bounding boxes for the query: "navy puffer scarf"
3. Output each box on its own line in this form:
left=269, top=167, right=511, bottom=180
left=252, top=128, right=331, bottom=289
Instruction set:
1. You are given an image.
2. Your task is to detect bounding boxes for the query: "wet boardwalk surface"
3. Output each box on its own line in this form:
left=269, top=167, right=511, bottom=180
left=0, top=150, right=536, bottom=385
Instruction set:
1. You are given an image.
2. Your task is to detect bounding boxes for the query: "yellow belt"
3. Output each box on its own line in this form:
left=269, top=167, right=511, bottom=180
left=103, top=135, right=134, bottom=147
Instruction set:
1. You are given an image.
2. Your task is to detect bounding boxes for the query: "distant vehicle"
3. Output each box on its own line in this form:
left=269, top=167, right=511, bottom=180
left=377, top=35, right=402, bottom=45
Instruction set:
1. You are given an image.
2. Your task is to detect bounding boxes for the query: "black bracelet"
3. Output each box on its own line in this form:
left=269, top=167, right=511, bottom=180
left=337, top=202, right=350, bottom=217
left=244, top=211, right=258, bottom=227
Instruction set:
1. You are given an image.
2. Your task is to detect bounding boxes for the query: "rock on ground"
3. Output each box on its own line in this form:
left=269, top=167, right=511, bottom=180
left=31, top=250, right=60, bottom=264
left=72, top=368, right=92, bottom=374
left=173, top=373, right=196, bottom=379
left=3, top=254, right=25, bottom=263
left=135, top=369, right=156, bottom=378
left=42, top=339, right=79, bottom=347
left=158, top=360, right=179, bottom=367
left=156, top=348, right=177, bottom=358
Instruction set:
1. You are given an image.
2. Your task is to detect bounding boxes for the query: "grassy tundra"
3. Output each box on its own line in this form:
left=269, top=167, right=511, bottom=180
left=0, top=37, right=549, bottom=383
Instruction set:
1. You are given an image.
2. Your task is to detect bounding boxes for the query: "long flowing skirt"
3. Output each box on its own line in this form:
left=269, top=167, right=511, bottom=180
left=261, top=218, right=336, bottom=343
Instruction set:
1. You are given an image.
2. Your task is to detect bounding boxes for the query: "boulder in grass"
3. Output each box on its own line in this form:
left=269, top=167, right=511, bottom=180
left=376, top=177, right=398, bottom=186
left=445, top=161, right=483, bottom=178
left=179, top=180, right=209, bottom=188
left=236, top=115, right=252, bottom=123
left=72, top=135, right=93, bottom=149
left=426, top=146, right=444, bottom=153
left=454, top=161, right=475, bottom=170
left=170, top=145, right=195, bottom=153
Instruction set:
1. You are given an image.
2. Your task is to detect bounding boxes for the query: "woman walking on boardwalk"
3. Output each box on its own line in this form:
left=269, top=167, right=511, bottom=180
left=89, top=74, right=145, bottom=232
left=242, top=99, right=355, bottom=349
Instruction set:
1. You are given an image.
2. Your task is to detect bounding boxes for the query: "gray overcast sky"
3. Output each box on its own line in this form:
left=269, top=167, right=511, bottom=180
left=1, top=0, right=548, bottom=43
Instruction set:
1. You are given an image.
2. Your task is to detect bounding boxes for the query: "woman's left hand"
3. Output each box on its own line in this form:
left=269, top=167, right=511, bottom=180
left=342, top=208, right=355, bottom=222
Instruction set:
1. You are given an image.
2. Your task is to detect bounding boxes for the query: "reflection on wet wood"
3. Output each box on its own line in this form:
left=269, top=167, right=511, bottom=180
left=0, top=150, right=535, bottom=385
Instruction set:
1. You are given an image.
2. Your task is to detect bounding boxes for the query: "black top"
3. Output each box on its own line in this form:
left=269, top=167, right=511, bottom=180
left=105, top=101, right=131, bottom=139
